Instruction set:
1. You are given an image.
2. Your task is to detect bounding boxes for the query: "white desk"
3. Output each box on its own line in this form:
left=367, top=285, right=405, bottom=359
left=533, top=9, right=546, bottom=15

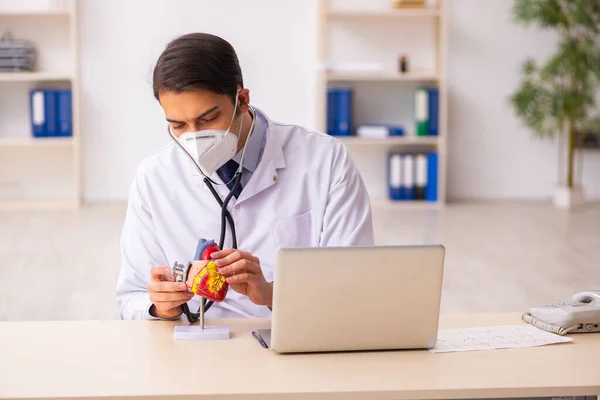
left=1, top=313, right=599, bottom=400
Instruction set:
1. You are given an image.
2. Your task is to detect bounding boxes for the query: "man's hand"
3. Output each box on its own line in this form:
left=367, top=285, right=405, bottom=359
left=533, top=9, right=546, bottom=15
left=211, top=249, right=273, bottom=308
left=147, top=266, right=194, bottom=319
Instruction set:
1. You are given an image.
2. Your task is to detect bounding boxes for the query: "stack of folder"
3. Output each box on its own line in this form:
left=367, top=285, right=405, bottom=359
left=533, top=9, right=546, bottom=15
left=388, top=152, right=438, bottom=201
left=0, top=32, right=36, bottom=72
left=29, top=88, right=73, bottom=138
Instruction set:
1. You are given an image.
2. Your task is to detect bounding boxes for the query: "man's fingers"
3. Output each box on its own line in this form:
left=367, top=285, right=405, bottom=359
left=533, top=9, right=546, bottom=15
left=214, top=250, right=255, bottom=267
left=151, top=266, right=173, bottom=282
left=149, top=281, right=189, bottom=293
left=226, top=272, right=256, bottom=284
left=150, top=291, right=194, bottom=303
left=210, top=248, right=236, bottom=259
left=213, top=249, right=245, bottom=264
left=219, top=259, right=259, bottom=277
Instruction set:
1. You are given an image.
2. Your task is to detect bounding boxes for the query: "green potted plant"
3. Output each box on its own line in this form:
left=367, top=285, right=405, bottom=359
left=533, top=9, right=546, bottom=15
left=510, top=0, right=600, bottom=208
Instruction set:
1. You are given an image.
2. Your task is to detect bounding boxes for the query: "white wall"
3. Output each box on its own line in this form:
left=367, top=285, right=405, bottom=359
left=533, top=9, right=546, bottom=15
left=446, top=0, right=600, bottom=201
left=79, top=0, right=318, bottom=201
left=79, top=0, right=600, bottom=202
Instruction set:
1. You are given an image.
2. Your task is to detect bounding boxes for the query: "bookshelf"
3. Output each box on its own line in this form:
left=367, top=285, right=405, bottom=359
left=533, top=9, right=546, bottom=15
left=317, top=0, right=448, bottom=209
left=0, top=0, right=80, bottom=209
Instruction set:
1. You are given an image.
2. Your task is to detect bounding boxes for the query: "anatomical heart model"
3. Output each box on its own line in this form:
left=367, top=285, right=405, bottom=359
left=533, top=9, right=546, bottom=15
left=189, top=239, right=228, bottom=302
left=191, top=260, right=228, bottom=302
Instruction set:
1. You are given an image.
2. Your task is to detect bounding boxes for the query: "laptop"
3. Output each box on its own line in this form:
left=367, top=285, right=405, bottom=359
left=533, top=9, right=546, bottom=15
left=254, top=245, right=445, bottom=353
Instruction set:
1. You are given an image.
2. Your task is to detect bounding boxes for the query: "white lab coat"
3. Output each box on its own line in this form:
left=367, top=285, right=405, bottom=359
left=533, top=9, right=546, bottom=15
left=116, top=109, right=375, bottom=320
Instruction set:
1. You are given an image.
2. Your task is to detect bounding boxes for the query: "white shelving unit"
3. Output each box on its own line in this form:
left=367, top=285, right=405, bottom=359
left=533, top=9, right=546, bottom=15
left=0, top=0, right=80, bottom=209
left=0, top=137, right=75, bottom=147
left=0, top=71, right=73, bottom=82
left=327, top=71, right=439, bottom=82
left=327, top=9, right=441, bottom=18
left=340, top=136, right=439, bottom=146
left=0, top=9, right=69, bottom=16
left=316, top=0, right=448, bottom=209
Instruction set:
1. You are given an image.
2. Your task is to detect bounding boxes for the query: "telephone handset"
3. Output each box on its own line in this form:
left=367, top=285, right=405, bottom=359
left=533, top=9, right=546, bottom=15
left=522, top=291, right=600, bottom=335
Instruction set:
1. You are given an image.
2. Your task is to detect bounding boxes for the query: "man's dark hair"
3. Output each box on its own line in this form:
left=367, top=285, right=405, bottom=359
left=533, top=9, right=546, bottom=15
left=152, top=33, right=243, bottom=104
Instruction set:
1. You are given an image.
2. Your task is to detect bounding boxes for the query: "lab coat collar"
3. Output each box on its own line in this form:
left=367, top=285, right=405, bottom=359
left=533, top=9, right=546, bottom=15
left=235, top=108, right=286, bottom=203
left=257, top=107, right=286, bottom=169
left=231, top=108, right=267, bottom=173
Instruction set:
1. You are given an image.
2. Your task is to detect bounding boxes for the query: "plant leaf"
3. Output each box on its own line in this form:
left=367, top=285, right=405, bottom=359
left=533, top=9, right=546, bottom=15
left=513, top=0, right=566, bottom=28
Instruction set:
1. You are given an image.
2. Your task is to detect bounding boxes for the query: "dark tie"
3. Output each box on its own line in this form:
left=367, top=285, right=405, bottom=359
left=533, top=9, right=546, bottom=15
left=217, top=159, right=243, bottom=198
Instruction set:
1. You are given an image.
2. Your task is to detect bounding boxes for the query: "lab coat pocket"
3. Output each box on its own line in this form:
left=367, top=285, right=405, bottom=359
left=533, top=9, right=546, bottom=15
left=271, top=210, right=315, bottom=248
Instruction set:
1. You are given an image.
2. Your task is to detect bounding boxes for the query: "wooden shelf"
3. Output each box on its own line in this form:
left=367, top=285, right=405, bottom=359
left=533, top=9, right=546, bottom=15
left=0, top=198, right=78, bottom=210
left=328, top=9, right=440, bottom=18
left=327, top=71, right=439, bottom=82
left=0, top=72, right=73, bottom=82
left=0, top=9, right=70, bottom=16
left=0, top=137, right=75, bottom=147
left=371, top=198, right=440, bottom=210
left=339, top=136, right=438, bottom=146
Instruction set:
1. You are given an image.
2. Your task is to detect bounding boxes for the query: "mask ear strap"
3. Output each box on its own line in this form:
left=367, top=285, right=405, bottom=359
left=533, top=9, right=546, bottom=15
left=225, top=89, right=242, bottom=133
left=237, top=104, right=256, bottom=174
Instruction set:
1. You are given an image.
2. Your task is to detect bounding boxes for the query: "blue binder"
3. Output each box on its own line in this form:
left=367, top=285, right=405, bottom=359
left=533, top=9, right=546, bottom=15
left=327, top=89, right=336, bottom=135
left=44, top=89, right=58, bottom=137
left=401, top=153, right=416, bottom=200
left=428, top=88, right=439, bottom=136
left=425, top=152, right=438, bottom=201
left=388, top=153, right=402, bottom=200
left=30, top=89, right=46, bottom=137
left=57, top=89, right=72, bottom=137
left=327, top=87, right=352, bottom=136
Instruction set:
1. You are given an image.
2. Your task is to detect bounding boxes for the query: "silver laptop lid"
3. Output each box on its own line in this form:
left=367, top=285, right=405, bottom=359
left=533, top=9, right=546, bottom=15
left=269, top=245, right=445, bottom=353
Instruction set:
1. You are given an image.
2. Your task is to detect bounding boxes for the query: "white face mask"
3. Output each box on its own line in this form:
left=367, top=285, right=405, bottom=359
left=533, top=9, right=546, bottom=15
left=173, top=93, right=243, bottom=178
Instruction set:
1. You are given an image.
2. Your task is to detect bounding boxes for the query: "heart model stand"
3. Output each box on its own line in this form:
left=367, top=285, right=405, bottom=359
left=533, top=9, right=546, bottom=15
left=174, top=239, right=230, bottom=341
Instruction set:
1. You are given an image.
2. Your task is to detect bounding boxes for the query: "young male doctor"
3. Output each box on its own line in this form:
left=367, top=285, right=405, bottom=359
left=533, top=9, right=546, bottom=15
left=116, top=33, right=374, bottom=321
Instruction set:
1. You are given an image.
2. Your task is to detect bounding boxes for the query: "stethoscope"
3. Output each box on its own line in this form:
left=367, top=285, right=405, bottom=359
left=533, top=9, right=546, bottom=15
left=167, top=104, right=257, bottom=322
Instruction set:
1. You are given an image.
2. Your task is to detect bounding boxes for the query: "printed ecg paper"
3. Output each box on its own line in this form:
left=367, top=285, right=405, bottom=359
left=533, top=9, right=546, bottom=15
left=429, top=325, right=573, bottom=353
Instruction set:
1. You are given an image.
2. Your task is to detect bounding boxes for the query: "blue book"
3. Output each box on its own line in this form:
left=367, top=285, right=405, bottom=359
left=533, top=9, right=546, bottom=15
left=425, top=152, right=438, bottom=201
left=388, top=153, right=402, bottom=200
left=337, top=88, right=352, bottom=136
left=428, top=88, right=439, bottom=136
left=44, top=89, right=58, bottom=137
left=57, top=89, right=72, bottom=137
left=328, top=87, right=352, bottom=136
left=30, top=89, right=46, bottom=137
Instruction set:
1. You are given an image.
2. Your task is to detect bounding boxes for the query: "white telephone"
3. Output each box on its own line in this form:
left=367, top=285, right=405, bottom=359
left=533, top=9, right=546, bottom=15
left=522, top=291, right=600, bottom=335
